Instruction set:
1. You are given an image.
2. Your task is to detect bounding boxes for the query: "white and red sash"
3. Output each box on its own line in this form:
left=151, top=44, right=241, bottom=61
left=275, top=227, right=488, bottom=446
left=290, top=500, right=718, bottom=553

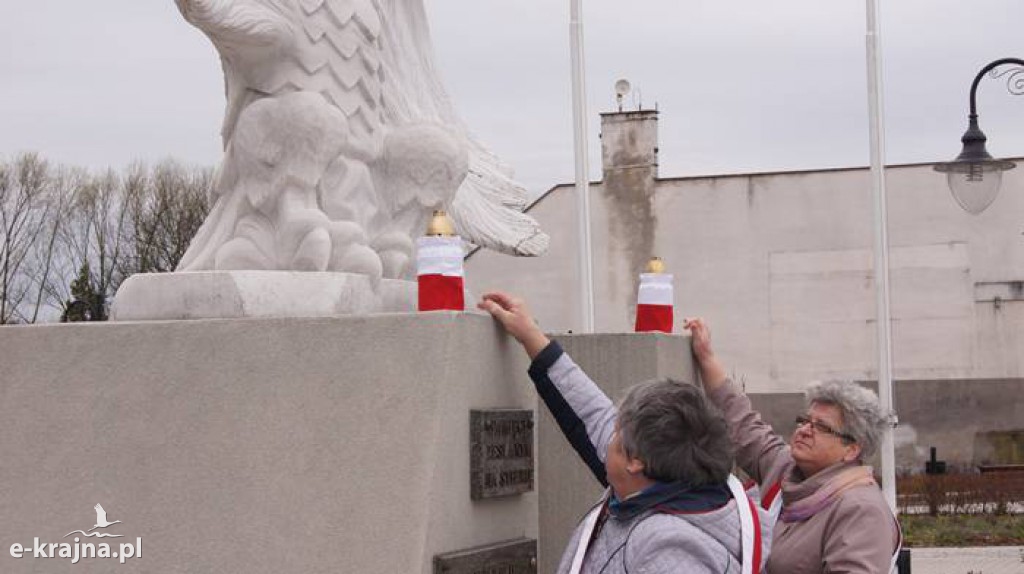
left=726, top=474, right=764, bottom=574
left=568, top=490, right=610, bottom=574
left=760, top=480, right=784, bottom=526
left=569, top=479, right=762, bottom=574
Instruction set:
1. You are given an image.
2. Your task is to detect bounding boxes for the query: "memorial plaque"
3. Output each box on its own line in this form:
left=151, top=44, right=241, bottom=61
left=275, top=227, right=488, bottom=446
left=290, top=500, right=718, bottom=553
left=470, top=409, right=534, bottom=500
left=434, top=537, right=537, bottom=574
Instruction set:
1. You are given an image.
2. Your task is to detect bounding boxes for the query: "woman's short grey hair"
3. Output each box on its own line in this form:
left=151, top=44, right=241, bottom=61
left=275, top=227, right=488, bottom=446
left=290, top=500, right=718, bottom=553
left=805, top=380, right=890, bottom=459
left=616, top=379, right=734, bottom=486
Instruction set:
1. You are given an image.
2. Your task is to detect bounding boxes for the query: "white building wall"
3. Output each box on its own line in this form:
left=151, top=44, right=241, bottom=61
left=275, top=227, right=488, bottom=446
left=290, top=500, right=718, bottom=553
left=467, top=160, right=1024, bottom=393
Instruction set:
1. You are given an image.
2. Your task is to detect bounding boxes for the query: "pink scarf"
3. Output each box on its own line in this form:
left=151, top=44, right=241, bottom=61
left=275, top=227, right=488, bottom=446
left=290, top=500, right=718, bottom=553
left=779, top=465, right=876, bottom=523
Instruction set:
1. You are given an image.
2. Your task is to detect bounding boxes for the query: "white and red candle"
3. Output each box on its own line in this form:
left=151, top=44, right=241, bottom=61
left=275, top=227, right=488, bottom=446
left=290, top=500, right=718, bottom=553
left=635, top=266, right=674, bottom=333
left=416, top=234, right=465, bottom=312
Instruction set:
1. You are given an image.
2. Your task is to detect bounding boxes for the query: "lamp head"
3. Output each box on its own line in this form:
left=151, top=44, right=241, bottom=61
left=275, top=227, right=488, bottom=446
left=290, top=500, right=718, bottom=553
left=934, top=115, right=1016, bottom=214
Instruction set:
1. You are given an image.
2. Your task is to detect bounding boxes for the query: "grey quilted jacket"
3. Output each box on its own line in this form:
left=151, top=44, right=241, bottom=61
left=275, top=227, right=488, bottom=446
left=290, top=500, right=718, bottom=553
left=528, top=342, right=771, bottom=574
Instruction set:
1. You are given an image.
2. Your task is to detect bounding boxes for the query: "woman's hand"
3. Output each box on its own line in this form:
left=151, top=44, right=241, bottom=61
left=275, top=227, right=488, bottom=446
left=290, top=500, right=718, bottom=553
left=683, top=317, right=728, bottom=390
left=684, top=318, right=715, bottom=363
left=478, top=291, right=551, bottom=359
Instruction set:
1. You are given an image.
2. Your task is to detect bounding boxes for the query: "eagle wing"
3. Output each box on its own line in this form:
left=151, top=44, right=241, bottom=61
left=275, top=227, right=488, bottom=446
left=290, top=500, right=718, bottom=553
left=378, top=0, right=548, bottom=256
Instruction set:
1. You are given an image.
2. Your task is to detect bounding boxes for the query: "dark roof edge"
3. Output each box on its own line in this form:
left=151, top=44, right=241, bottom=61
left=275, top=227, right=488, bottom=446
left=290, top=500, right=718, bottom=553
left=651, top=156, right=1024, bottom=183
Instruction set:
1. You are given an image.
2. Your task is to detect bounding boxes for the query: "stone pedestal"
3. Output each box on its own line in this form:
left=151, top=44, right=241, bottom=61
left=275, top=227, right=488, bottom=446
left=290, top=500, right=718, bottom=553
left=0, top=313, right=537, bottom=573
left=110, top=271, right=420, bottom=321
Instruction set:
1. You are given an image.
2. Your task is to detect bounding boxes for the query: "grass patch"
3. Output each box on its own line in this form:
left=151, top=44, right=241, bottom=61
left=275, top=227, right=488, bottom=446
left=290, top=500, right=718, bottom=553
left=901, top=514, right=1024, bottom=546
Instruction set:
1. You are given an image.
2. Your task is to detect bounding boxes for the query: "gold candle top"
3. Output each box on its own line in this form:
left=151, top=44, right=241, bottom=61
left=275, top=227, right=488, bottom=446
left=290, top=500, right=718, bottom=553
left=426, top=210, right=456, bottom=237
left=644, top=256, right=666, bottom=274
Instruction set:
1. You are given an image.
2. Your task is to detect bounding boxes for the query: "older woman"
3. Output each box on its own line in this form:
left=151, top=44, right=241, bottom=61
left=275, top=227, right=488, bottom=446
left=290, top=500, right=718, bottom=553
left=480, top=293, right=769, bottom=574
left=686, top=318, right=900, bottom=573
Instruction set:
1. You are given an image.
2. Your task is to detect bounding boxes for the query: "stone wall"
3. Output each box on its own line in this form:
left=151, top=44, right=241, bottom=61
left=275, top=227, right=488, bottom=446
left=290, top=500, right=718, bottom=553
left=466, top=110, right=1024, bottom=395
left=0, top=313, right=538, bottom=574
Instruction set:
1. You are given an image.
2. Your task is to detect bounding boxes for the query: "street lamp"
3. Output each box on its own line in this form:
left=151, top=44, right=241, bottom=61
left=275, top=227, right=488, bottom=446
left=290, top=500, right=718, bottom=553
left=934, top=58, right=1024, bottom=214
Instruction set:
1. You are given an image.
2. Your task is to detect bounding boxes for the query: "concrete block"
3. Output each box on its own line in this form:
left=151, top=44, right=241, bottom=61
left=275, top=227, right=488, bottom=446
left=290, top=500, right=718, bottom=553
left=110, top=271, right=418, bottom=321
left=0, top=313, right=536, bottom=573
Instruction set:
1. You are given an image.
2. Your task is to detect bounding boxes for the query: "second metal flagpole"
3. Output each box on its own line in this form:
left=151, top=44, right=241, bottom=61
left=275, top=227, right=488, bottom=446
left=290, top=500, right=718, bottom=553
left=570, top=0, right=595, bottom=333
left=866, top=0, right=897, bottom=511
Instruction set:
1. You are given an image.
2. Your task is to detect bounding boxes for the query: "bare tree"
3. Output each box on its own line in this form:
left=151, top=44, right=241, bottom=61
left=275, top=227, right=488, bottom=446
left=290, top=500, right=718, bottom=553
left=121, top=160, right=211, bottom=276
left=1, top=154, right=213, bottom=324
left=54, top=169, right=131, bottom=321
left=0, top=153, right=51, bottom=324
left=26, top=165, right=83, bottom=322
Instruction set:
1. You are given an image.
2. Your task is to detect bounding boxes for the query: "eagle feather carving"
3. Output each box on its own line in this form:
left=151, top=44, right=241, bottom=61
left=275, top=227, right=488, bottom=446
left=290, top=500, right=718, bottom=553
left=174, top=0, right=547, bottom=279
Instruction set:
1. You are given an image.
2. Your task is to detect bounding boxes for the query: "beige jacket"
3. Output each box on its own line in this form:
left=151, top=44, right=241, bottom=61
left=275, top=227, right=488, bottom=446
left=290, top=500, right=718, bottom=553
left=709, top=380, right=899, bottom=574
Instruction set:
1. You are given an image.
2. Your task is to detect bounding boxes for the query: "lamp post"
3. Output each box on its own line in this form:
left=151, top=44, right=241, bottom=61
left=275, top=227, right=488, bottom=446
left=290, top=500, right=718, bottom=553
left=934, top=58, right=1024, bottom=214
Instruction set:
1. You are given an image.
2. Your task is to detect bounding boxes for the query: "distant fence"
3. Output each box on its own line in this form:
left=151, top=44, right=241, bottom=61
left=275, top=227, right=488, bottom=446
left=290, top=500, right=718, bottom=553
left=897, top=467, right=1024, bottom=515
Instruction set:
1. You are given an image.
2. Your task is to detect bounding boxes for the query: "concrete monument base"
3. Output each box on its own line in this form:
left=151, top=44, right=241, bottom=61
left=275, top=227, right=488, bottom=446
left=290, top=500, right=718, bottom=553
left=109, top=271, right=419, bottom=321
left=0, top=313, right=537, bottom=573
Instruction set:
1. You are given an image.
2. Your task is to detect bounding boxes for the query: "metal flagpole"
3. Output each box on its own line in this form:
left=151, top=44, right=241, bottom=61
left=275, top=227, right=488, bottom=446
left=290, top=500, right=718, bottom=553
left=570, top=0, right=595, bottom=333
left=865, top=0, right=897, bottom=511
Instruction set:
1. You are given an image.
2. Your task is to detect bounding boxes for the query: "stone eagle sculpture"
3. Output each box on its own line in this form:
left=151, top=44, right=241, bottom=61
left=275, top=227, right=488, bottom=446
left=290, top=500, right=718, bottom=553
left=173, top=0, right=548, bottom=281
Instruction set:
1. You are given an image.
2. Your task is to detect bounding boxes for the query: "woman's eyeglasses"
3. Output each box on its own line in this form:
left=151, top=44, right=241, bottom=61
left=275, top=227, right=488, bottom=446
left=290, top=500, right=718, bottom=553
left=794, top=414, right=856, bottom=443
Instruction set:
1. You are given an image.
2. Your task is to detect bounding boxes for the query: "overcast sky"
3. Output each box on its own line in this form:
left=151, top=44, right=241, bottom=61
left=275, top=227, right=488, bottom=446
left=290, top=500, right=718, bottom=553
left=2, top=1, right=1023, bottom=196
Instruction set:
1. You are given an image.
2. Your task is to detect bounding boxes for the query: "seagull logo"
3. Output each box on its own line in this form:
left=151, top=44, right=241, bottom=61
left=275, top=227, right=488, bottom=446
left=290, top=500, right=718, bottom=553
left=64, top=504, right=125, bottom=539
left=88, top=504, right=122, bottom=531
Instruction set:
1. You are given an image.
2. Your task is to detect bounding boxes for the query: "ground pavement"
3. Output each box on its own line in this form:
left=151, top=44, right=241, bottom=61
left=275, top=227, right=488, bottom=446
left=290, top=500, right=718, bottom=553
left=910, top=546, right=1023, bottom=573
